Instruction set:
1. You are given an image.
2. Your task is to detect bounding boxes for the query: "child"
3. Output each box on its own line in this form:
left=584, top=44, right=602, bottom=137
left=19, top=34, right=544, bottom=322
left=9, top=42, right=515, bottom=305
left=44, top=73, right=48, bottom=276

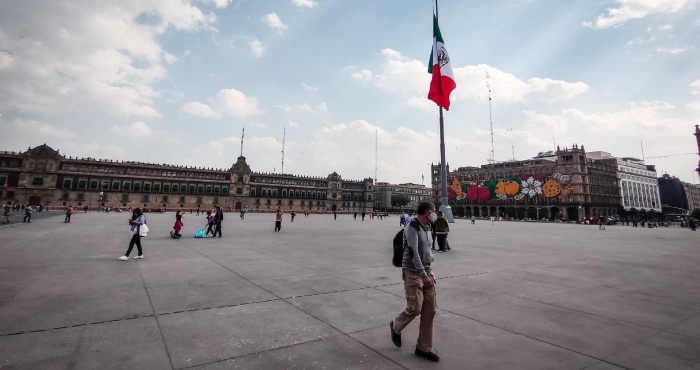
left=173, top=218, right=183, bottom=238
left=205, top=211, right=215, bottom=236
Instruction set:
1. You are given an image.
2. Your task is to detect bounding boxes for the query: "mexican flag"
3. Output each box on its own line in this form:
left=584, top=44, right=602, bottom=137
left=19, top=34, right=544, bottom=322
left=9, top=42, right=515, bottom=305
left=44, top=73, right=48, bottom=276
left=427, top=15, right=456, bottom=110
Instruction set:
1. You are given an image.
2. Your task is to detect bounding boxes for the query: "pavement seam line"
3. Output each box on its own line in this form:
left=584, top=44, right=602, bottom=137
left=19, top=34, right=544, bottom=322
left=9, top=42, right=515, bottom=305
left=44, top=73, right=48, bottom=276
left=138, top=261, right=177, bottom=370
left=178, top=241, right=409, bottom=370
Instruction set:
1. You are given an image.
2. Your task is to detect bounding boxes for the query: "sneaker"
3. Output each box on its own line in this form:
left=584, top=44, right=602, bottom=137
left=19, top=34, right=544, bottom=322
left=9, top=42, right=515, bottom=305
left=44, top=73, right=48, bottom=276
left=118, top=256, right=129, bottom=261
left=415, top=348, right=439, bottom=362
left=390, top=321, right=401, bottom=347
left=133, top=255, right=144, bottom=259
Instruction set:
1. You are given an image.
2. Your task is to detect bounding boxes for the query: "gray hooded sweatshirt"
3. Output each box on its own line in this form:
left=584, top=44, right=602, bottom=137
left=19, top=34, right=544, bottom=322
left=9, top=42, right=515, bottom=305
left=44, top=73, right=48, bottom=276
left=402, top=218, right=434, bottom=278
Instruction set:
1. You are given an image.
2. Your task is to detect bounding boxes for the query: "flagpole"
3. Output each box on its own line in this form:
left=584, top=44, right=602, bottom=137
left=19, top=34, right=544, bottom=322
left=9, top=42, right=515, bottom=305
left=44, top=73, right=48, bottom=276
left=435, top=0, right=453, bottom=222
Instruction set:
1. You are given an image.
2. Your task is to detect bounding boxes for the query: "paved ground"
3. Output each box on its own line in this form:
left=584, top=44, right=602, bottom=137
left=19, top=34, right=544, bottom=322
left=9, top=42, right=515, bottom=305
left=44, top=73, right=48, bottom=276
left=0, top=211, right=698, bottom=369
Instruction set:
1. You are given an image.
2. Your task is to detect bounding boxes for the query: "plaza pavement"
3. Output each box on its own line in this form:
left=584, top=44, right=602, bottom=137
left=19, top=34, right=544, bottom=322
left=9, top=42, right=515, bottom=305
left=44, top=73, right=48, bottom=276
left=0, top=211, right=699, bottom=369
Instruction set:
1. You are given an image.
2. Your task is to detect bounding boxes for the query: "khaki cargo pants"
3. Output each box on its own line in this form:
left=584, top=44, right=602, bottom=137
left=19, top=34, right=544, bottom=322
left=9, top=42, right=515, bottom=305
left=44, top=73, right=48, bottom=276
left=393, top=268, right=437, bottom=352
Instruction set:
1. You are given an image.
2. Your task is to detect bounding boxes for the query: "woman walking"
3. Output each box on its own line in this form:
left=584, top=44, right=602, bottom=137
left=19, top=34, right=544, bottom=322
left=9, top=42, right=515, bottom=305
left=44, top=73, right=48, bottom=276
left=205, top=210, right=215, bottom=236
left=119, top=208, right=145, bottom=260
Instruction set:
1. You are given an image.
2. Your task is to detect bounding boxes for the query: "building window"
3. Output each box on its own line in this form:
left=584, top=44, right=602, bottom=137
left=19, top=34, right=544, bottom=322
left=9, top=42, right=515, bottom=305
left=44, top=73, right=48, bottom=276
left=89, top=180, right=98, bottom=189
left=250, top=188, right=256, bottom=196
left=78, top=180, right=87, bottom=189
left=213, top=197, right=219, bottom=204
left=123, top=182, right=131, bottom=190
left=144, top=183, right=151, bottom=191
left=133, top=183, right=141, bottom=191
left=189, top=185, right=196, bottom=193
left=295, top=190, right=300, bottom=197
left=214, top=186, right=221, bottom=194
left=282, top=190, right=287, bottom=197
left=181, top=185, right=187, bottom=193
left=222, top=187, right=228, bottom=194
left=142, top=195, right=150, bottom=202
left=121, top=194, right=129, bottom=202
left=262, top=189, right=267, bottom=196
left=332, top=193, right=337, bottom=198
left=162, top=195, right=169, bottom=202
left=197, top=196, right=203, bottom=203
left=272, top=189, right=278, bottom=197
left=102, top=181, right=109, bottom=190
left=180, top=196, right=186, bottom=203
left=198, top=185, right=204, bottom=194
left=206, top=186, right=212, bottom=194
left=153, top=184, right=160, bottom=192
left=163, top=184, right=170, bottom=192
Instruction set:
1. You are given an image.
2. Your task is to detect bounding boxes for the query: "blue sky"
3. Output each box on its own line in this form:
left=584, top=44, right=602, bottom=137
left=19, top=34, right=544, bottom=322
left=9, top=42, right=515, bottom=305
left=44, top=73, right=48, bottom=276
left=1, top=0, right=699, bottom=184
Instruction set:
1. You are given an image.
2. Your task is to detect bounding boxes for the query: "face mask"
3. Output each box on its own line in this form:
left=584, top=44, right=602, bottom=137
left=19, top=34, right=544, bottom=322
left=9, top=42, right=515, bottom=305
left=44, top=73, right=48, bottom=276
left=428, top=213, right=438, bottom=223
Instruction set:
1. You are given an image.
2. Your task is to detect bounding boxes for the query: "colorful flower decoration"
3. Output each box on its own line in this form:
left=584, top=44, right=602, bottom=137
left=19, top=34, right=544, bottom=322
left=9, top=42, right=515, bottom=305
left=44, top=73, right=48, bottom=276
left=521, top=176, right=542, bottom=198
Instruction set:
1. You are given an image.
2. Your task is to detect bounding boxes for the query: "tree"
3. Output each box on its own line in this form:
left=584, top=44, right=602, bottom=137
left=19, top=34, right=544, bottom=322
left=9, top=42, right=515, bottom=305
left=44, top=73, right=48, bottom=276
left=391, top=194, right=411, bottom=208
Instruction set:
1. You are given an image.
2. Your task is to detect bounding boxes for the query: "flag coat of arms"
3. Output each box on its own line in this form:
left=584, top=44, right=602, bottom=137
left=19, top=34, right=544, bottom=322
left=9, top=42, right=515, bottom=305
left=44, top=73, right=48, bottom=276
left=427, top=15, right=456, bottom=110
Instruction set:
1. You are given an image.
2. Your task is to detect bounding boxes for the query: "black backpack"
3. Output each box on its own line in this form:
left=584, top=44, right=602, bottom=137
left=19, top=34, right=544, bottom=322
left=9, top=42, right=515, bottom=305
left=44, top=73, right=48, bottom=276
left=392, top=219, right=421, bottom=267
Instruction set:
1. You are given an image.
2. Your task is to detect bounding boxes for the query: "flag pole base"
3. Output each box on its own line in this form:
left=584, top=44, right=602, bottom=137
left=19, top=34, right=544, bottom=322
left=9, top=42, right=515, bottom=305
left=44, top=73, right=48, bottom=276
left=439, top=205, right=455, bottom=223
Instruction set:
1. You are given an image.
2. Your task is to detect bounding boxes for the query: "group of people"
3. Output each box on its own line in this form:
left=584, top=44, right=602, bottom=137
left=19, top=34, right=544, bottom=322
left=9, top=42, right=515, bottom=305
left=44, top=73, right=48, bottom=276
left=171, top=207, right=224, bottom=239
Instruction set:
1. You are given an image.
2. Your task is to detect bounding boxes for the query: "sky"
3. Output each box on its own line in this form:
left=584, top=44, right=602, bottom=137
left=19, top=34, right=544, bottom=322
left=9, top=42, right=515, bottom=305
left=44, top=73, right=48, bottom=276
left=1, top=0, right=699, bottom=185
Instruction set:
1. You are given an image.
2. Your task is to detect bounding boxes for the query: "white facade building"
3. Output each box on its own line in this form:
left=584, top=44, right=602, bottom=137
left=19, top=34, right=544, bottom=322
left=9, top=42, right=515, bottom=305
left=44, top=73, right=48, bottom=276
left=587, top=152, right=661, bottom=212
left=683, top=182, right=700, bottom=212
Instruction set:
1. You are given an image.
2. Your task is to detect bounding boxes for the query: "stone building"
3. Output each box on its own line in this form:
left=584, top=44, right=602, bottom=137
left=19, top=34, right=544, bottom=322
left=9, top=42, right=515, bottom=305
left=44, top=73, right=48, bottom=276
left=586, top=152, right=661, bottom=212
left=0, top=144, right=374, bottom=212
left=683, top=181, right=700, bottom=212
left=373, top=182, right=432, bottom=211
left=431, top=145, right=621, bottom=221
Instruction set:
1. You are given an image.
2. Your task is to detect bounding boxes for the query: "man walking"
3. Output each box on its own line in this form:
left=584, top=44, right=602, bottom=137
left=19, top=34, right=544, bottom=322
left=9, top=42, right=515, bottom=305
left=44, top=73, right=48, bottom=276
left=23, top=206, right=32, bottom=223
left=390, top=201, right=439, bottom=362
left=433, top=211, right=449, bottom=252
left=274, top=209, right=283, bottom=232
left=214, top=206, right=224, bottom=237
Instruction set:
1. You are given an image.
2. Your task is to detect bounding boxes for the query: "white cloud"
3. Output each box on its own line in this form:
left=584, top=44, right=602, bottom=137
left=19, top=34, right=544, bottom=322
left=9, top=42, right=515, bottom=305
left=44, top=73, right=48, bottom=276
left=363, top=49, right=588, bottom=107
left=181, top=89, right=263, bottom=119
left=292, top=0, right=317, bottom=8
left=301, top=83, right=319, bottom=91
left=249, top=38, right=266, bottom=58
left=203, top=0, right=233, bottom=8
left=316, top=102, right=327, bottom=112
left=181, top=101, right=218, bottom=118
left=690, top=79, right=700, bottom=95
left=658, top=24, right=674, bottom=30
left=657, top=46, right=690, bottom=53
left=261, top=13, right=288, bottom=32
left=110, top=121, right=152, bottom=137
left=12, top=118, right=76, bottom=138
left=584, top=0, right=696, bottom=29
left=288, top=120, right=300, bottom=128
left=0, top=1, right=218, bottom=118
left=687, top=102, right=700, bottom=111
left=351, top=69, right=373, bottom=81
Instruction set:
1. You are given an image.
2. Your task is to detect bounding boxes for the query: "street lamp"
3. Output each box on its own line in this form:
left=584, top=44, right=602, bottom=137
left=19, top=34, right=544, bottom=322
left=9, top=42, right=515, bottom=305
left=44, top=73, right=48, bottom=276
left=99, top=191, right=104, bottom=212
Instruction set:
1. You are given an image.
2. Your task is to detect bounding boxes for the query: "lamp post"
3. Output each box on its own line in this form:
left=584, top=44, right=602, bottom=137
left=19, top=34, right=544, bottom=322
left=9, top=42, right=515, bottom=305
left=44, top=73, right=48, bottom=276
left=99, top=191, right=104, bottom=212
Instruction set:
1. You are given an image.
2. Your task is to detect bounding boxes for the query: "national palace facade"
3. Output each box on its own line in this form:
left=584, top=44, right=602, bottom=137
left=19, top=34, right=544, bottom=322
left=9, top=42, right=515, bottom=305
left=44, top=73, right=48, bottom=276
left=431, top=145, right=623, bottom=221
left=0, top=144, right=374, bottom=212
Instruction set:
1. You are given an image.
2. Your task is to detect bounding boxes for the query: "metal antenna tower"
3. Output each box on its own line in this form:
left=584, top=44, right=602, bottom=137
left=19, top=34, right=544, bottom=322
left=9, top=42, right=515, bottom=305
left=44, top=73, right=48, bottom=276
left=486, top=69, right=495, bottom=163
left=240, top=126, right=244, bottom=157
left=374, top=129, right=378, bottom=184
left=281, top=127, right=286, bottom=174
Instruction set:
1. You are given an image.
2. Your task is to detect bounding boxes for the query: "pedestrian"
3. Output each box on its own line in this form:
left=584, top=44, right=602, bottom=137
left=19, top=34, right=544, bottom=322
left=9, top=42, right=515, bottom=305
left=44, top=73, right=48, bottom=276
left=64, top=205, right=73, bottom=223
left=23, top=206, right=32, bottom=223
left=205, top=211, right=215, bottom=236
left=333, top=211, right=337, bottom=220
left=390, top=201, right=439, bottom=362
left=291, top=211, right=296, bottom=222
left=400, top=213, right=406, bottom=227
left=240, top=208, right=245, bottom=219
left=84, top=205, right=89, bottom=213
left=353, top=212, right=357, bottom=220
left=598, top=215, right=606, bottom=230
left=275, top=209, right=283, bottom=232
left=172, top=217, right=183, bottom=238
left=362, top=211, right=366, bottom=221
left=2, top=204, right=10, bottom=224
left=118, top=208, right=145, bottom=260
left=196, top=206, right=200, bottom=216
left=434, top=211, right=449, bottom=252
left=214, top=206, right=223, bottom=237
